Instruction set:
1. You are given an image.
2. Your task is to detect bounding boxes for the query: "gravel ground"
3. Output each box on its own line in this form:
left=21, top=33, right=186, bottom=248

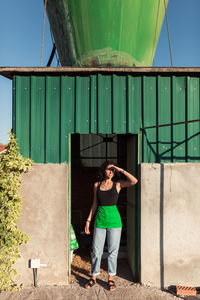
left=0, top=250, right=199, bottom=299
left=0, top=285, right=177, bottom=300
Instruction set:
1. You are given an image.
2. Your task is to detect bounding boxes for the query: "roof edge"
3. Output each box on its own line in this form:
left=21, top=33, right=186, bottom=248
left=2, top=67, right=200, bottom=79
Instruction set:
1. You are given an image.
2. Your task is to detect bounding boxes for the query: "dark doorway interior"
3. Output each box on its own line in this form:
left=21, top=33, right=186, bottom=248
left=71, top=134, right=127, bottom=249
left=71, top=133, right=138, bottom=281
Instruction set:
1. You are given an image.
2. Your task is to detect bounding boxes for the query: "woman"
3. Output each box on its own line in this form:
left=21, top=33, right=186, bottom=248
left=85, top=161, right=138, bottom=291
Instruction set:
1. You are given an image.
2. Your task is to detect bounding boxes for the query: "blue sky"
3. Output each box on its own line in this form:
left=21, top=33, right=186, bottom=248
left=1, top=0, right=200, bottom=144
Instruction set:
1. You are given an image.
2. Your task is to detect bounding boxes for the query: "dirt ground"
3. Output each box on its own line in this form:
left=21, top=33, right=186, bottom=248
left=0, top=250, right=199, bottom=300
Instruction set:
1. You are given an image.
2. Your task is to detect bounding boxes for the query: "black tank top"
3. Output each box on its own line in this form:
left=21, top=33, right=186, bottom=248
left=97, top=182, right=119, bottom=206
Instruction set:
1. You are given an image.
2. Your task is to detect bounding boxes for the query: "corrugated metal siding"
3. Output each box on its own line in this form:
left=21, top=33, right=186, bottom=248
left=31, top=76, right=45, bottom=162
left=158, top=76, right=171, bottom=161
left=15, top=76, right=30, bottom=158
left=173, top=77, right=186, bottom=161
left=142, top=75, right=200, bottom=163
left=142, top=76, right=157, bottom=162
left=13, top=74, right=200, bottom=163
left=187, top=77, right=200, bottom=161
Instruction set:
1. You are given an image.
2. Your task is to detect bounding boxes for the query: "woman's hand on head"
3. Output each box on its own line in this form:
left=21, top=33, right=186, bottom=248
left=107, top=164, right=123, bottom=173
left=85, top=221, right=90, bottom=235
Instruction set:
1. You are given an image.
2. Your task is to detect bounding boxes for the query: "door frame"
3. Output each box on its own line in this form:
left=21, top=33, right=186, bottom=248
left=67, top=133, right=141, bottom=281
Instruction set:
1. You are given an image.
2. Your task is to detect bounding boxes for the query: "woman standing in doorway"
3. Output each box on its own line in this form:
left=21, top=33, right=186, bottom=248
left=85, top=161, right=138, bottom=291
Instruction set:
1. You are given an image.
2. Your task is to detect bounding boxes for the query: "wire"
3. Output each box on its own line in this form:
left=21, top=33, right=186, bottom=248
left=40, top=0, right=48, bottom=67
left=164, top=0, right=173, bottom=66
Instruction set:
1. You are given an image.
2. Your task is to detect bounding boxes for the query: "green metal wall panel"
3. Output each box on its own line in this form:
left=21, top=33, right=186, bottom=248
left=187, top=77, right=200, bottom=162
left=13, top=73, right=200, bottom=164
left=61, top=76, right=75, bottom=162
left=172, top=77, right=186, bottom=161
left=61, top=76, right=75, bottom=133
left=97, top=75, right=112, bottom=133
left=12, top=77, right=16, bottom=134
left=113, top=75, right=127, bottom=133
left=127, top=76, right=141, bottom=133
left=75, top=76, right=90, bottom=133
left=30, top=76, right=45, bottom=163
left=90, top=75, right=97, bottom=133
left=46, top=76, right=61, bottom=163
left=15, top=76, right=30, bottom=158
left=142, top=76, right=157, bottom=162
left=158, top=76, right=172, bottom=162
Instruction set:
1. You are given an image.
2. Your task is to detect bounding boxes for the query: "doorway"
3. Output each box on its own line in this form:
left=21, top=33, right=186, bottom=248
left=70, top=133, right=139, bottom=281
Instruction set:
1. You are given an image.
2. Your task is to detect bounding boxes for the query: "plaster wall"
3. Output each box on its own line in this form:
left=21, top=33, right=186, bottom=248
left=15, top=164, right=69, bottom=286
left=141, top=163, right=200, bottom=288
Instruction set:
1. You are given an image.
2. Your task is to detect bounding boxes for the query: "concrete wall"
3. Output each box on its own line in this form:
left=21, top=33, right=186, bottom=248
left=141, top=163, right=200, bottom=288
left=15, top=164, right=69, bottom=286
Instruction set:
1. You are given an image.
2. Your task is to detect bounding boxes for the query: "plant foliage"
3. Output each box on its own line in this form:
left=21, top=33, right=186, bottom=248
left=0, top=132, right=32, bottom=290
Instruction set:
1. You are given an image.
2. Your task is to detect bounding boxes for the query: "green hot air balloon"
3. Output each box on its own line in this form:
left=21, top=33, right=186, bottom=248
left=46, top=0, right=168, bottom=67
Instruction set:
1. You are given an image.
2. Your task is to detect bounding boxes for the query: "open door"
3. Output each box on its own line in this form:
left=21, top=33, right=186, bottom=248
left=126, top=135, right=139, bottom=280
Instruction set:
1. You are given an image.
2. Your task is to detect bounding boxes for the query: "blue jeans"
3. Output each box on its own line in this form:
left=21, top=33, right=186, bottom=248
left=91, top=227, right=122, bottom=276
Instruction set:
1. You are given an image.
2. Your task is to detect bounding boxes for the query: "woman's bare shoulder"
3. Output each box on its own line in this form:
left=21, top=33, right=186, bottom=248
left=94, top=182, right=99, bottom=188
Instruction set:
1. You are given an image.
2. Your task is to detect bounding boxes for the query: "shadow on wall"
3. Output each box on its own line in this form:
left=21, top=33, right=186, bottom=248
left=141, top=162, right=200, bottom=288
left=142, top=129, right=200, bottom=162
left=160, top=163, right=164, bottom=289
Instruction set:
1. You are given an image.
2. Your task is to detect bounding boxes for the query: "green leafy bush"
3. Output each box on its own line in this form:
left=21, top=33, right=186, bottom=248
left=0, top=132, right=32, bottom=290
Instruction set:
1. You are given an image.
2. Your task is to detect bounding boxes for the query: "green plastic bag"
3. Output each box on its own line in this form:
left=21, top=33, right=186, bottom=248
left=70, top=225, right=79, bottom=251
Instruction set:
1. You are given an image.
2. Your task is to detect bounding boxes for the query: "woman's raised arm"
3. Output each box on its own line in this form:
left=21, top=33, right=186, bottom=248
left=107, top=164, right=138, bottom=189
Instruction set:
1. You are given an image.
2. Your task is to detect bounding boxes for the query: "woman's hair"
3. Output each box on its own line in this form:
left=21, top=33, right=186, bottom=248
left=98, top=160, right=120, bottom=182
